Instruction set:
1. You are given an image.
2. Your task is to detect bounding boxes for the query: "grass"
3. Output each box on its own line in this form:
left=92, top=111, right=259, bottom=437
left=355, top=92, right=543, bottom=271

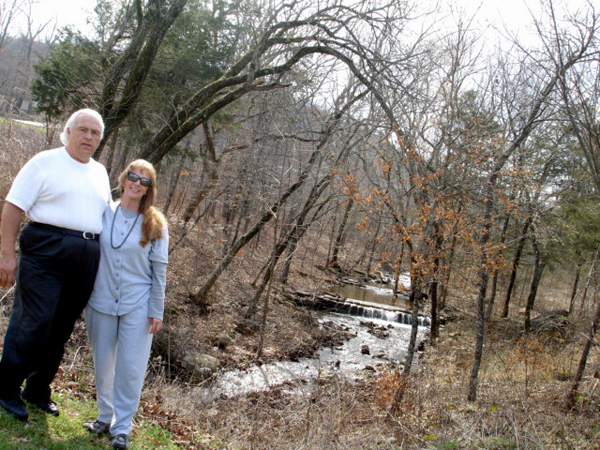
left=0, top=395, right=184, bottom=450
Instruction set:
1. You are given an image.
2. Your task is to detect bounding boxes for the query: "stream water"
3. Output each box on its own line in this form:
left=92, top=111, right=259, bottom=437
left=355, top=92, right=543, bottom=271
left=327, top=273, right=412, bottom=307
left=200, top=275, right=429, bottom=401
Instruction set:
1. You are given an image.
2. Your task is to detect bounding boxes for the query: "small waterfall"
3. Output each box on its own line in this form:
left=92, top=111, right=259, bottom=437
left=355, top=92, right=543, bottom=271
left=325, top=274, right=430, bottom=328
left=337, top=302, right=428, bottom=327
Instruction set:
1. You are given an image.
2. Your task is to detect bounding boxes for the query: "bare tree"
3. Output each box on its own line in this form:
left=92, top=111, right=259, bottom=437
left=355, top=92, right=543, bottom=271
left=134, top=0, right=415, bottom=164
left=20, top=0, right=53, bottom=62
left=190, top=84, right=368, bottom=306
left=468, top=0, right=600, bottom=402
left=554, top=0, right=600, bottom=410
left=0, top=0, right=21, bottom=50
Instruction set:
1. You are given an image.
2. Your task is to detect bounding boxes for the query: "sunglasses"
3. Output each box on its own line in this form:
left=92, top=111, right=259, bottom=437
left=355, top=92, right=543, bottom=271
left=126, top=172, right=152, bottom=187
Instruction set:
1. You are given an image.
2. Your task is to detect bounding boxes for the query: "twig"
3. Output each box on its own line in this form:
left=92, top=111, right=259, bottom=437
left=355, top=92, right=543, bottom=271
left=68, top=346, right=84, bottom=372
left=0, top=284, right=15, bottom=304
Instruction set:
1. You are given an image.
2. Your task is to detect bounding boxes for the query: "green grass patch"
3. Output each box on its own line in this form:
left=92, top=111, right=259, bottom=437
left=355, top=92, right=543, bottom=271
left=430, top=437, right=518, bottom=450
left=431, top=440, right=461, bottom=449
left=0, top=395, right=183, bottom=449
left=476, top=437, right=518, bottom=449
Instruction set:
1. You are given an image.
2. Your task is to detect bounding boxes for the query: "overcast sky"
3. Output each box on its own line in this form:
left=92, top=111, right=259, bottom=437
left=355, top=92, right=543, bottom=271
left=13, top=0, right=96, bottom=36
left=49, top=0, right=96, bottom=28
left=16, top=0, right=590, bottom=45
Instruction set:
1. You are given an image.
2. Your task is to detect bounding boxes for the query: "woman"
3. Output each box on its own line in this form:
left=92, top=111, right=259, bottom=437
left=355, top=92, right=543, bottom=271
left=83, top=160, right=168, bottom=450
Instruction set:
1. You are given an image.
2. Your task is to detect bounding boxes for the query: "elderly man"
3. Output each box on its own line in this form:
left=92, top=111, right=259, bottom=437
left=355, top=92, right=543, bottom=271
left=0, top=108, right=110, bottom=421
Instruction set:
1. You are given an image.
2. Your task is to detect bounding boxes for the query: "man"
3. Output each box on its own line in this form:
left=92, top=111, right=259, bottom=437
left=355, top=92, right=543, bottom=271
left=0, top=108, right=111, bottom=421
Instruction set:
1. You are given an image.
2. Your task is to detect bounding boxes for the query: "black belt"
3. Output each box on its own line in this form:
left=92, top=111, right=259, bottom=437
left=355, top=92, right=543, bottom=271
left=30, top=222, right=99, bottom=241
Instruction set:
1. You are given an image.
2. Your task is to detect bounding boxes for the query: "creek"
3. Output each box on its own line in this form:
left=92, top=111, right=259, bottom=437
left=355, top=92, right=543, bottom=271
left=200, top=275, right=429, bottom=401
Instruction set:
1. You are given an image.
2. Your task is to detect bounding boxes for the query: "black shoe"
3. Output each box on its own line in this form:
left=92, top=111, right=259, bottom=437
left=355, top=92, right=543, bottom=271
left=35, top=399, right=59, bottom=416
left=21, top=392, right=59, bottom=417
left=0, top=395, right=28, bottom=421
left=112, top=434, right=130, bottom=449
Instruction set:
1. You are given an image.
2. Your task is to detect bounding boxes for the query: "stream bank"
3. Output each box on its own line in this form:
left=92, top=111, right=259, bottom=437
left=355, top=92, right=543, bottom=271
left=193, top=275, right=430, bottom=401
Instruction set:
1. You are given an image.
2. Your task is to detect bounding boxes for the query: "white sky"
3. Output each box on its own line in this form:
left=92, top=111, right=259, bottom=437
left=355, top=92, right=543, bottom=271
left=12, top=0, right=97, bottom=37
left=47, top=0, right=97, bottom=26
left=12, top=0, right=591, bottom=44
left=416, top=0, right=591, bottom=49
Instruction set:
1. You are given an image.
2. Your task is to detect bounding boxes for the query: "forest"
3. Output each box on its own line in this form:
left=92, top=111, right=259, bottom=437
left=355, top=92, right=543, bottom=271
left=0, top=0, right=599, bottom=448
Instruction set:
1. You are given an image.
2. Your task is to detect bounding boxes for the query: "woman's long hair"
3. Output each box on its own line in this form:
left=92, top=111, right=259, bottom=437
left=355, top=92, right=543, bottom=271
left=116, top=159, right=166, bottom=247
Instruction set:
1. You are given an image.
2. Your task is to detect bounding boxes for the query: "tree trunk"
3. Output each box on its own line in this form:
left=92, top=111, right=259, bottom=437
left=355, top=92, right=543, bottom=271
left=163, top=151, right=187, bottom=214
left=279, top=199, right=329, bottom=284
left=389, top=202, right=440, bottom=411
left=221, top=186, right=243, bottom=257
left=486, top=212, right=511, bottom=318
left=191, top=181, right=298, bottom=305
left=173, top=177, right=192, bottom=216
left=566, top=291, right=600, bottom=410
left=524, top=228, right=546, bottom=334
left=392, top=241, right=405, bottom=302
left=112, top=141, right=131, bottom=187
left=256, top=213, right=280, bottom=359
left=568, top=263, right=581, bottom=315
left=429, top=227, right=443, bottom=343
left=468, top=220, right=491, bottom=402
left=469, top=174, right=503, bottom=401
left=278, top=237, right=297, bottom=284
left=578, top=244, right=600, bottom=314
left=191, top=95, right=360, bottom=305
left=325, top=209, right=339, bottom=268
left=328, top=197, right=354, bottom=270
left=439, top=235, right=457, bottom=310
left=501, top=218, right=531, bottom=318
left=390, top=279, right=423, bottom=412
left=245, top=175, right=335, bottom=319
left=245, top=243, right=284, bottom=320
left=364, top=218, right=382, bottom=279
left=183, top=122, right=219, bottom=223
left=95, top=0, right=189, bottom=158
left=104, top=127, right=120, bottom=178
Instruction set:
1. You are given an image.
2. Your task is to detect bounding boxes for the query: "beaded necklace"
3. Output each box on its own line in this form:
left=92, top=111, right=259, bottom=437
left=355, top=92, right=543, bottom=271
left=110, top=204, right=141, bottom=249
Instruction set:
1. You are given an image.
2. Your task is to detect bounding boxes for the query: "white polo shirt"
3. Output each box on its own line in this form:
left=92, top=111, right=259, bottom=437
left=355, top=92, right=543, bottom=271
left=6, top=147, right=111, bottom=233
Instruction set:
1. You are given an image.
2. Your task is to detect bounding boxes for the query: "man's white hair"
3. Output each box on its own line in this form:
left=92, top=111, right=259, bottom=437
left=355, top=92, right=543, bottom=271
left=59, top=108, right=104, bottom=146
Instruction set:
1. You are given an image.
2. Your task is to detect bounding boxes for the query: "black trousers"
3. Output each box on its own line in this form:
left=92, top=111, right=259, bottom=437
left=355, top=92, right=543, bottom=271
left=0, top=223, right=100, bottom=401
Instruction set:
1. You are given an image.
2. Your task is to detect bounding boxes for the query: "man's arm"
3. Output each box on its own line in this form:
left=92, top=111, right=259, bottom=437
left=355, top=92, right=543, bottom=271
left=0, top=201, right=24, bottom=288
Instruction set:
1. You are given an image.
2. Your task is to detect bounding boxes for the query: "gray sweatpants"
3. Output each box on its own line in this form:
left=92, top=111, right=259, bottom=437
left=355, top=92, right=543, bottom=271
left=84, top=305, right=153, bottom=436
